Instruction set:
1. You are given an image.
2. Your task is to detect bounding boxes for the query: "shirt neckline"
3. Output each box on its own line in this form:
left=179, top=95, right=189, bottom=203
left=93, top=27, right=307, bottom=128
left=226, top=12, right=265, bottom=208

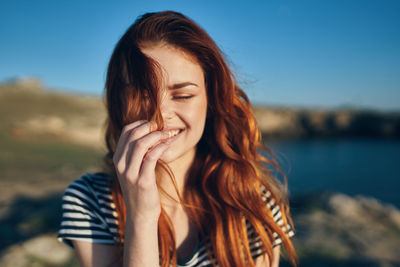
left=177, top=232, right=201, bottom=265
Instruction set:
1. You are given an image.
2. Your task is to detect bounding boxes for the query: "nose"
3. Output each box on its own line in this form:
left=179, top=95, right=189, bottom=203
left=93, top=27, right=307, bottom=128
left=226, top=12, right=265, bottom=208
left=160, top=95, right=174, bottom=121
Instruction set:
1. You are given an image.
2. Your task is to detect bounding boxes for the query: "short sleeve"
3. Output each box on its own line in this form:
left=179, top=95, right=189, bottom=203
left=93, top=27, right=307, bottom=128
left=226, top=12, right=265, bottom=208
left=248, top=187, right=295, bottom=258
left=57, top=174, right=119, bottom=248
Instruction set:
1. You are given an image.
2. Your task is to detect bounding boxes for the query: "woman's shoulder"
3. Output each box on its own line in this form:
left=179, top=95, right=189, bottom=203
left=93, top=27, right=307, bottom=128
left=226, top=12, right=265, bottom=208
left=61, top=172, right=116, bottom=220
left=58, top=172, right=119, bottom=248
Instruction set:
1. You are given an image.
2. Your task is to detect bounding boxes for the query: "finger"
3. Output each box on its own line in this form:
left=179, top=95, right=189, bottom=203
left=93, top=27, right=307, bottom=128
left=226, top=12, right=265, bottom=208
left=128, top=121, right=158, bottom=141
left=114, top=120, right=147, bottom=158
left=124, top=130, right=170, bottom=176
left=137, top=141, right=171, bottom=183
left=115, top=120, right=147, bottom=152
left=114, top=121, right=156, bottom=162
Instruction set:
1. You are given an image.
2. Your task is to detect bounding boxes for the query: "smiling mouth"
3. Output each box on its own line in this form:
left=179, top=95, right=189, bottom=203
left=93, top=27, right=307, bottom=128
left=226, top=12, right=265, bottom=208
left=166, top=128, right=184, bottom=138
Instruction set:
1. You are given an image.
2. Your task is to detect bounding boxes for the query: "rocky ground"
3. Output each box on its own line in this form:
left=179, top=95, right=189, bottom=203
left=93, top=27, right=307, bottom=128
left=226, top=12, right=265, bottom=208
left=285, top=192, right=400, bottom=267
left=0, top=192, right=399, bottom=267
left=0, top=234, right=78, bottom=267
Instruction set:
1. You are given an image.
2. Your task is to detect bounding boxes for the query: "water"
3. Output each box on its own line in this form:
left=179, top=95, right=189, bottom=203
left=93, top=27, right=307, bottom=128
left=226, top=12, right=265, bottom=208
left=262, top=138, right=400, bottom=208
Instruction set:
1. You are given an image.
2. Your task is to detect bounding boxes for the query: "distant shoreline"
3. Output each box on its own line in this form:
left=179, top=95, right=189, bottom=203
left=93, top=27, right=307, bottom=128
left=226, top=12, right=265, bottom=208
left=254, top=106, right=400, bottom=140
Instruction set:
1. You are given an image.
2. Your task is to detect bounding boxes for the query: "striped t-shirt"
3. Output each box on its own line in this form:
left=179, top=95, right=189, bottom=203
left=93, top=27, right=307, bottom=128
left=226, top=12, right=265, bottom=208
left=57, top=173, right=294, bottom=266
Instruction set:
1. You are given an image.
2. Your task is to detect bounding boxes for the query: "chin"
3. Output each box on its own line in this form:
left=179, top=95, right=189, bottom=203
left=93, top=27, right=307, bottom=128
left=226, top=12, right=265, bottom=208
left=159, top=147, right=196, bottom=165
left=159, top=153, right=176, bottom=164
left=158, top=147, right=180, bottom=163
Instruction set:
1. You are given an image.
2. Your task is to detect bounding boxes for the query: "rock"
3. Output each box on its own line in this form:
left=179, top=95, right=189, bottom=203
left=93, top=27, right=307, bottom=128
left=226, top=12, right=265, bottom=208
left=0, top=233, right=75, bottom=267
left=291, top=192, right=400, bottom=266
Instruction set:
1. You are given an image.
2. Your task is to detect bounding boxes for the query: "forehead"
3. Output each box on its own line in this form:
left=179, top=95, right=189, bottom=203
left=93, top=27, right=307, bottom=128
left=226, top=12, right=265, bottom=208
left=140, top=44, right=204, bottom=86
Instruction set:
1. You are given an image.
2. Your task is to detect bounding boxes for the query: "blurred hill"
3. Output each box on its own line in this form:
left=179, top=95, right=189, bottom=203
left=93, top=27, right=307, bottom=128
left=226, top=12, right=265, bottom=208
left=0, top=77, right=106, bottom=149
left=0, top=78, right=106, bottom=216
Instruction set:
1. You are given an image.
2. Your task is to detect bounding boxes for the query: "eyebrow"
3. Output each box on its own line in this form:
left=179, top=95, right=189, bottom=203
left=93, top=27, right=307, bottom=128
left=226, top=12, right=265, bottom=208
left=168, top=82, right=198, bottom=90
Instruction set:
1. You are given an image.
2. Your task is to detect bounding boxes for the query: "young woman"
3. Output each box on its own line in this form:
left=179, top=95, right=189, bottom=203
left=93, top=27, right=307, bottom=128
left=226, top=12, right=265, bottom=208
left=58, top=11, right=297, bottom=267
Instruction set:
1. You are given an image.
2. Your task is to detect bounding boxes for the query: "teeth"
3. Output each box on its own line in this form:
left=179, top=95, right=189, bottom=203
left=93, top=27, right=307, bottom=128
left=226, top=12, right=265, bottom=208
left=168, top=129, right=180, bottom=137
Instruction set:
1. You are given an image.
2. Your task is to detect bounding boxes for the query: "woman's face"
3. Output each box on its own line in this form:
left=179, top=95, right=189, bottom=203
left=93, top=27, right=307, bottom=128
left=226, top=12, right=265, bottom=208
left=141, top=44, right=208, bottom=164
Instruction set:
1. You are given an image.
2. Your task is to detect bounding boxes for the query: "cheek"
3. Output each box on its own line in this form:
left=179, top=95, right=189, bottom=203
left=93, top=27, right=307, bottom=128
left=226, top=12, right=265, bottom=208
left=187, top=100, right=207, bottom=130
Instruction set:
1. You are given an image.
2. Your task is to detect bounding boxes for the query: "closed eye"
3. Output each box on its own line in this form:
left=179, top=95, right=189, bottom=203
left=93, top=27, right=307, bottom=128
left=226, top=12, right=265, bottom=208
left=172, top=95, right=194, bottom=100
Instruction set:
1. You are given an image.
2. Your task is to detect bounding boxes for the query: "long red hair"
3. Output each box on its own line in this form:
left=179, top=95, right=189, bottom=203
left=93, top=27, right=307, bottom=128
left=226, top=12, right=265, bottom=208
left=103, top=11, right=297, bottom=266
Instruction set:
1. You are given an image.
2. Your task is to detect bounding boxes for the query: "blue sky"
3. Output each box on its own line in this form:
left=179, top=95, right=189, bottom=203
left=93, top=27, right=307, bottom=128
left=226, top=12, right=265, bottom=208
left=1, top=0, right=399, bottom=110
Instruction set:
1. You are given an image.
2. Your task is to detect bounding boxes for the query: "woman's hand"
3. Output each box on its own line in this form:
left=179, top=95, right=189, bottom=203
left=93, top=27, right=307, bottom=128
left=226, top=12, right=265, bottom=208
left=113, top=120, right=171, bottom=223
left=113, top=120, right=171, bottom=266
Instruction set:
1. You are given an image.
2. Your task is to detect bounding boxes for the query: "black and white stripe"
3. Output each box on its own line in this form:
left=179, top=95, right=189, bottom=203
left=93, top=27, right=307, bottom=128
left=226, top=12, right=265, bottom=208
left=58, top=173, right=294, bottom=266
left=58, top=173, right=119, bottom=247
